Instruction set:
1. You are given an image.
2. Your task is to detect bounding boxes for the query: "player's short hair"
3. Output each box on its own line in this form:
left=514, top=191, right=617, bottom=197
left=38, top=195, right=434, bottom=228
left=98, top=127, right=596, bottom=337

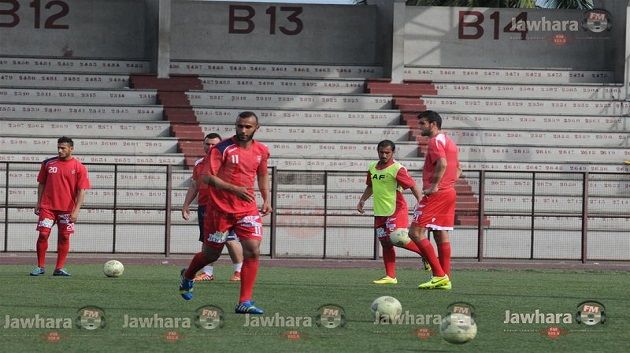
left=377, top=139, right=396, bottom=151
left=58, top=136, right=74, bottom=146
left=205, top=133, right=221, bottom=141
left=237, top=111, right=258, bottom=124
left=418, top=110, right=442, bottom=129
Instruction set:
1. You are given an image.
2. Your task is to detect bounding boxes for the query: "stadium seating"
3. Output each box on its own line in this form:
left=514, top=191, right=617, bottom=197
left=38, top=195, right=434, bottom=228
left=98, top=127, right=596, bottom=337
left=1, top=56, right=628, bottom=259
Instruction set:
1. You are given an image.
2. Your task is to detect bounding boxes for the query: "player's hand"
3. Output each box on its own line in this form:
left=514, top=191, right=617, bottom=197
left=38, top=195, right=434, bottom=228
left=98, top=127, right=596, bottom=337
left=70, top=211, right=79, bottom=223
left=423, top=186, right=438, bottom=196
left=182, top=206, right=190, bottom=220
left=34, top=207, right=40, bottom=216
left=260, top=202, right=273, bottom=216
left=234, top=186, right=255, bottom=202
left=357, top=200, right=365, bottom=214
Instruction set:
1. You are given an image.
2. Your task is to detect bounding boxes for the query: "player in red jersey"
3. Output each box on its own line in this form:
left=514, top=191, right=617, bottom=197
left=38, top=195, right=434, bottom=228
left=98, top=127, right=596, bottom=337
left=179, top=111, right=272, bottom=315
left=31, top=136, right=91, bottom=276
left=409, top=111, right=461, bottom=290
left=356, top=140, right=426, bottom=285
left=182, top=133, right=243, bottom=282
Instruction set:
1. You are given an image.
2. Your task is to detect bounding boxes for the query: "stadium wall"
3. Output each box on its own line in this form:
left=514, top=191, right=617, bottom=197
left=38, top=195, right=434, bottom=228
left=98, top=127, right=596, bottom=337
left=1, top=1, right=626, bottom=82
left=403, top=6, right=625, bottom=78
left=0, top=0, right=152, bottom=59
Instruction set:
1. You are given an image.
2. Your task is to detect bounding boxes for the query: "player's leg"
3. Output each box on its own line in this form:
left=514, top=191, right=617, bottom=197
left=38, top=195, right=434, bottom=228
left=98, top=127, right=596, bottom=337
left=430, top=189, right=455, bottom=285
left=194, top=205, right=214, bottom=282
left=53, top=213, right=73, bottom=276
left=373, top=217, right=397, bottom=284
left=179, top=208, right=226, bottom=300
left=389, top=228, right=431, bottom=271
left=435, top=230, right=451, bottom=278
left=31, top=209, right=55, bottom=275
left=226, top=238, right=243, bottom=281
left=180, top=243, right=222, bottom=300
left=233, top=212, right=264, bottom=314
left=410, top=193, right=452, bottom=289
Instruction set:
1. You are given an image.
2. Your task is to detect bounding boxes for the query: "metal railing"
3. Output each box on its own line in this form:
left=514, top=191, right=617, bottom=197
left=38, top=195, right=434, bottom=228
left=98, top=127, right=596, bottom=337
left=2, top=162, right=629, bottom=262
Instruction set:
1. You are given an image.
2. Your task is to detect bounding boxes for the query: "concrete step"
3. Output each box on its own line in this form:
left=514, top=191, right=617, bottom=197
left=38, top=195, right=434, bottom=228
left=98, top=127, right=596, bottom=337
left=170, top=61, right=383, bottom=78
left=0, top=103, right=163, bottom=121
left=0, top=57, right=150, bottom=74
left=404, top=67, right=615, bottom=84
left=0, top=88, right=157, bottom=105
left=0, top=72, right=130, bottom=89
left=200, top=77, right=366, bottom=94
left=186, top=91, right=393, bottom=110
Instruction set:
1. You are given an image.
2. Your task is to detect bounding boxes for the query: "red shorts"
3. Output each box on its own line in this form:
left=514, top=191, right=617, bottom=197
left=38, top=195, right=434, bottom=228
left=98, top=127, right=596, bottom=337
left=203, top=208, right=262, bottom=249
left=36, top=209, right=74, bottom=235
left=411, top=189, right=456, bottom=230
left=374, top=205, right=409, bottom=240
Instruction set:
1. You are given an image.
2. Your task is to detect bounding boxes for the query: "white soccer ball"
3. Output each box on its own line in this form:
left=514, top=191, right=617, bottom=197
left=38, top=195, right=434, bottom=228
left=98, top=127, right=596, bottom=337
left=103, top=260, right=124, bottom=278
left=389, top=228, right=411, bottom=246
left=439, top=312, right=477, bottom=344
left=371, top=296, right=402, bottom=323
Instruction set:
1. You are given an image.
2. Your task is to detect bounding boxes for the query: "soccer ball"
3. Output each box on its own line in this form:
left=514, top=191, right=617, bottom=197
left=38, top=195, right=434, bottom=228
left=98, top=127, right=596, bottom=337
left=439, top=312, right=477, bottom=344
left=371, top=296, right=402, bottom=322
left=389, top=228, right=411, bottom=246
left=103, top=260, right=124, bottom=278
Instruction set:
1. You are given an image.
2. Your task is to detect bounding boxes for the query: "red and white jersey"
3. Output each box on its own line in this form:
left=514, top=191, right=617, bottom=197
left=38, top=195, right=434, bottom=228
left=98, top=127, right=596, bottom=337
left=37, top=157, right=91, bottom=212
left=192, top=156, right=210, bottom=206
left=423, top=133, right=459, bottom=190
left=202, top=137, right=270, bottom=214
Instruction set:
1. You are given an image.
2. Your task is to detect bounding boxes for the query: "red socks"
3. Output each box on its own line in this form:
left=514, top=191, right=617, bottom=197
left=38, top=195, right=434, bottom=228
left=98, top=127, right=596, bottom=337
left=55, top=233, right=70, bottom=270
left=402, top=239, right=422, bottom=255
left=36, top=232, right=49, bottom=268
left=184, top=252, right=209, bottom=279
left=417, top=238, right=445, bottom=277
left=239, top=257, right=259, bottom=303
left=382, top=244, right=396, bottom=278
left=438, top=242, right=451, bottom=277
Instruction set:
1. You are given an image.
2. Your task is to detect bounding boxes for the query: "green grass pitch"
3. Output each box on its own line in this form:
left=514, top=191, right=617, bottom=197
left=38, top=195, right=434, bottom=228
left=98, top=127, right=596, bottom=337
left=0, top=264, right=628, bottom=353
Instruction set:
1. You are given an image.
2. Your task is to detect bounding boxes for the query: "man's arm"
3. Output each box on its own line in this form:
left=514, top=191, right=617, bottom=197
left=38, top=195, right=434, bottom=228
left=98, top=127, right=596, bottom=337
left=70, top=189, right=87, bottom=223
left=409, top=184, right=423, bottom=203
left=202, top=174, right=254, bottom=202
left=425, top=157, right=447, bottom=195
left=35, top=183, right=45, bottom=215
left=258, top=172, right=272, bottom=216
left=181, top=178, right=199, bottom=220
left=357, top=185, right=373, bottom=214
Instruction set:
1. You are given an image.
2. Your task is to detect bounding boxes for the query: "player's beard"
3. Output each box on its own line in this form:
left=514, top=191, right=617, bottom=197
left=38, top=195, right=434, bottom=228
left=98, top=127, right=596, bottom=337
left=236, top=131, right=255, bottom=142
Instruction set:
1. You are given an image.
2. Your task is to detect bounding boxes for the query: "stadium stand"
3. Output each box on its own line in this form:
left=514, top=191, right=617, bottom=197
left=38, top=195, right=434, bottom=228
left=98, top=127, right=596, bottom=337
left=1, top=55, right=628, bottom=258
